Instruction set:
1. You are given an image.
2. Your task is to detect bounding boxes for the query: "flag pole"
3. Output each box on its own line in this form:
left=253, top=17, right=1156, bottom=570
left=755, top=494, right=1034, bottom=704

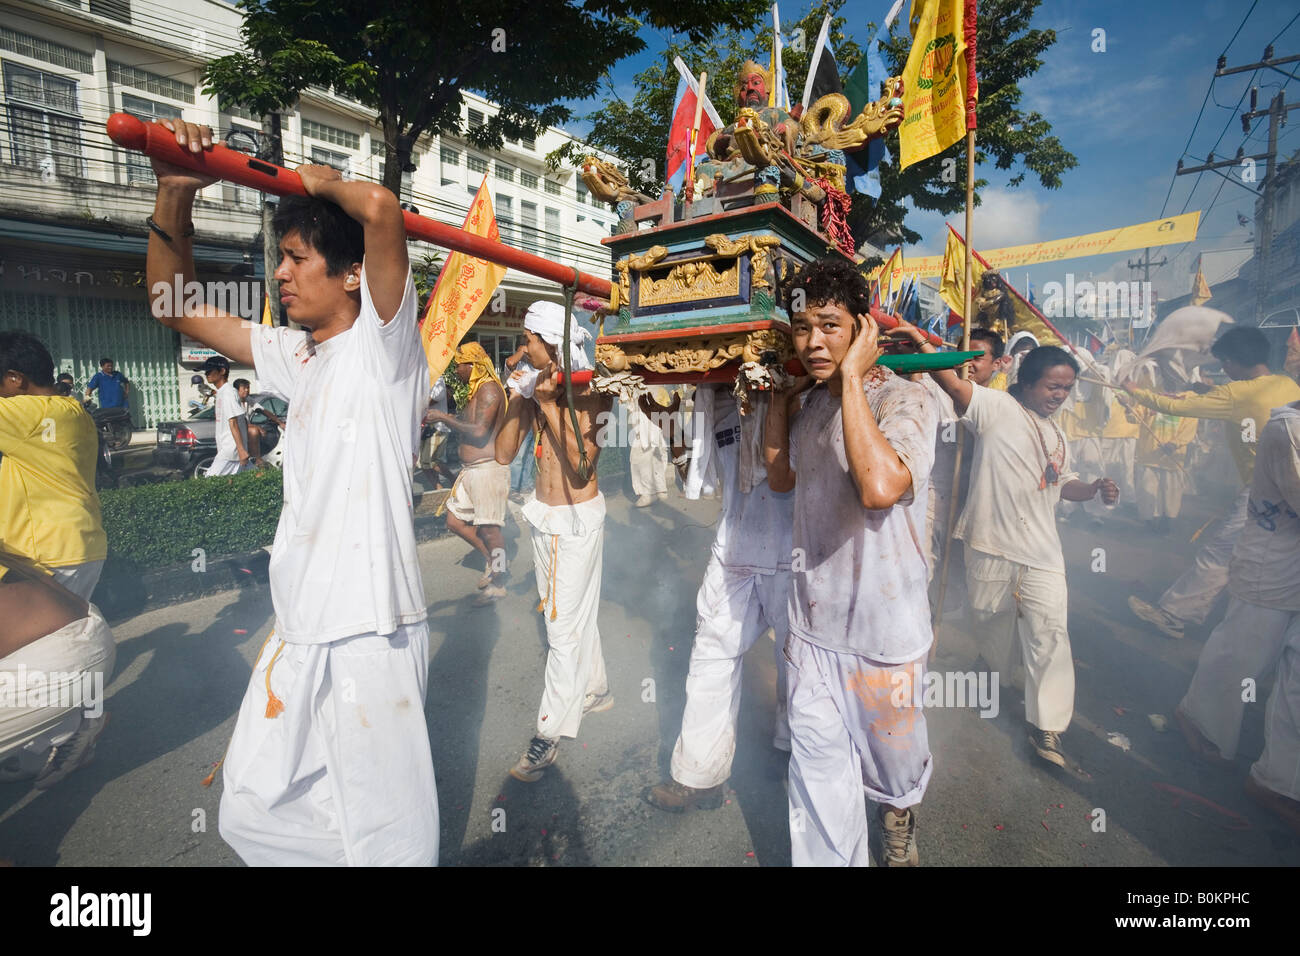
left=934, top=0, right=979, bottom=629
left=685, top=72, right=707, bottom=202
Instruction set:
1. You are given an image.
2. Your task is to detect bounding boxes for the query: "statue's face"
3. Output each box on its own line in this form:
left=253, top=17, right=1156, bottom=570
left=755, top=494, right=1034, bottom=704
left=739, top=72, right=768, bottom=108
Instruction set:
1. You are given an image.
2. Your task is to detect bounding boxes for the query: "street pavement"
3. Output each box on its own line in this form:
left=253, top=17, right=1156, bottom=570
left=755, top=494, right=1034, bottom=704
left=2, top=482, right=1298, bottom=866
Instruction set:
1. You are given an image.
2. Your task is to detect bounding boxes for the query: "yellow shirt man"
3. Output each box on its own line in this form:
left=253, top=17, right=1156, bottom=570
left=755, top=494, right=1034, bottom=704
left=1135, top=407, right=1198, bottom=471
left=1127, top=374, right=1300, bottom=484
left=0, top=394, right=107, bottom=570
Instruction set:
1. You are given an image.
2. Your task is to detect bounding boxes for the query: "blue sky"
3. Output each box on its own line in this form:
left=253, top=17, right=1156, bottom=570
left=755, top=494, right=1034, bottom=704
left=562, top=0, right=1300, bottom=305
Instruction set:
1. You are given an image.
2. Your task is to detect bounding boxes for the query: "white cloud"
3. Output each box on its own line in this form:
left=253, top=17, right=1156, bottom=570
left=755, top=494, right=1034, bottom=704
left=971, top=187, right=1048, bottom=249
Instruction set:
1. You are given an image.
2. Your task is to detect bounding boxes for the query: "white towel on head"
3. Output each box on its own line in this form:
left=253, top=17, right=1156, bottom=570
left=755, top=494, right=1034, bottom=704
left=524, top=300, right=592, bottom=373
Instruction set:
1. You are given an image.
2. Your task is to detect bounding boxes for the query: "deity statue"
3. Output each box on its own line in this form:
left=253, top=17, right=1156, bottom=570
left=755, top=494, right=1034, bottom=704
left=695, top=61, right=801, bottom=200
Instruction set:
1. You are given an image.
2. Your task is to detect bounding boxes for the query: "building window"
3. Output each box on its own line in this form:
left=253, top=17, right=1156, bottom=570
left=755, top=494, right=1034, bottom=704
left=520, top=171, right=538, bottom=190
left=544, top=179, right=561, bottom=196
left=4, top=63, right=82, bottom=178
left=495, top=162, right=514, bottom=182
left=544, top=207, right=561, bottom=257
left=468, top=108, right=484, bottom=129
left=521, top=201, right=538, bottom=253
left=301, top=119, right=359, bottom=150
left=0, top=27, right=94, bottom=74
left=109, top=61, right=192, bottom=103
left=496, top=193, right=514, bottom=245
left=441, top=145, right=460, bottom=166
left=521, top=135, right=535, bottom=151
left=576, top=179, right=589, bottom=205
left=467, top=153, right=488, bottom=174
left=89, top=0, right=131, bottom=24
left=311, top=146, right=350, bottom=175
left=120, top=93, right=178, bottom=183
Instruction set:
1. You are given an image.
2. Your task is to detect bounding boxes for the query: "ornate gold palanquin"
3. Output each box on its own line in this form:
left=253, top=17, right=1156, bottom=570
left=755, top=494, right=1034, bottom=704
left=596, top=201, right=853, bottom=385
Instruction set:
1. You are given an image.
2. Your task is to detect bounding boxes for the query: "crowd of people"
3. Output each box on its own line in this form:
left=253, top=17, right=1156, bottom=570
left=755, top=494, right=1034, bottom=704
left=3, top=117, right=1298, bottom=866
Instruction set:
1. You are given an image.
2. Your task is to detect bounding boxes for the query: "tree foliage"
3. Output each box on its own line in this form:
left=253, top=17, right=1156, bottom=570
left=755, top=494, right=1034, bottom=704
left=203, top=0, right=770, bottom=195
left=571, top=0, right=1076, bottom=250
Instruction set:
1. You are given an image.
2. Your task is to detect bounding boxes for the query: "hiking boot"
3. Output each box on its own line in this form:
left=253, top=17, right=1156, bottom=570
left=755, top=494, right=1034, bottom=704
left=879, top=806, right=919, bottom=866
left=510, top=735, right=558, bottom=782
left=1030, top=727, right=1067, bottom=768
left=582, top=691, right=614, bottom=715
left=1245, top=774, right=1300, bottom=835
left=644, top=779, right=725, bottom=813
left=34, top=714, right=109, bottom=790
left=1128, top=596, right=1185, bottom=640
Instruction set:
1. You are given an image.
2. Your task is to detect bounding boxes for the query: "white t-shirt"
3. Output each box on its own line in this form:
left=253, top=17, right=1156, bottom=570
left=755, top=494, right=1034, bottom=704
left=954, top=384, right=1078, bottom=572
left=250, top=263, right=430, bottom=644
left=710, top=391, right=793, bottom=574
left=1229, top=404, right=1300, bottom=610
left=787, top=370, right=936, bottom=662
left=213, top=381, right=247, bottom=463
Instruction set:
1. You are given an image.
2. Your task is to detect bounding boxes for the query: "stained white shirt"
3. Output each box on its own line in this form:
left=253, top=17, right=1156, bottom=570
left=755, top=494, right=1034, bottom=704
left=954, top=384, right=1077, bottom=572
left=213, top=381, right=247, bottom=462
left=787, top=370, right=937, bottom=662
left=250, top=264, right=430, bottom=644
left=1230, top=404, right=1300, bottom=610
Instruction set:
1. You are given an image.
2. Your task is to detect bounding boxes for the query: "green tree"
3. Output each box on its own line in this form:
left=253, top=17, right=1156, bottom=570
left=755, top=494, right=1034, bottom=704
left=204, top=0, right=769, bottom=200
left=569, top=0, right=1075, bottom=251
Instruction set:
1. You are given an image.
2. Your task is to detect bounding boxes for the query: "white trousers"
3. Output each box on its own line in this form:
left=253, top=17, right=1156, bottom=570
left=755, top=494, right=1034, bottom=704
left=965, top=546, right=1074, bottom=732
left=1160, top=488, right=1249, bottom=625
left=785, top=635, right=931, bottom=867
left=1251, top=612, right=1300, bottom=801
left=1067, top=436, right=1109, bottom=518
left=1137, top=466, right=1187, bottom=520
left=218, top=622, right=439, bottom=866
left=629, top=439, right=668, bottom=497
left=1180, top=597, right=1294, bottom=761
left=671, top=558, right=791, bottom=789
left=1102, top=436, right=1136, bottom=501
left=526, top=496, right=608, bottom=740
left=0, top=607, right=116, bottom=764
left=50, top=559, right=105, bottom=601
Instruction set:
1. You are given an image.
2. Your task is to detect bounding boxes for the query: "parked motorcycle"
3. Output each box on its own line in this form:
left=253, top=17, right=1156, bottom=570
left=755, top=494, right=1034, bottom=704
left=75, top=380, right=133, bottom=450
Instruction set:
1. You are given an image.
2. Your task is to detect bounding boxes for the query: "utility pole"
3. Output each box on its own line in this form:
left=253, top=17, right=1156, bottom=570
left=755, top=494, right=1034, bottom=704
left=1176, top=47, right=1300, bottom=323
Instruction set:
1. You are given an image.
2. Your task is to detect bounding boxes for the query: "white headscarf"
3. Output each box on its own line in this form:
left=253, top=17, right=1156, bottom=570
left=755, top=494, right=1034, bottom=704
left=524, top=300, right=593, bottom=373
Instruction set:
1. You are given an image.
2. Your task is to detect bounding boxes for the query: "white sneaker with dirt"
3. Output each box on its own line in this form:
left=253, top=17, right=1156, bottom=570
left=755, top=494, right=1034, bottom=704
left=635, top=494, right=654, bottom=507
left=34, top=714, right=109, bottom=790
left=1127, top=596, right=1185, bottom=639
left=582, top=691, right=614, bottom=715
left=510, top=735, right=559, bottom=782
left=879, top=806, right=919, bottom=866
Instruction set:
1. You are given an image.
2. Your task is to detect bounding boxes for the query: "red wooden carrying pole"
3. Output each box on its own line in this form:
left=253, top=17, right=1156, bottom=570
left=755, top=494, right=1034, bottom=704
left=106, top=113, right=613, bottom=300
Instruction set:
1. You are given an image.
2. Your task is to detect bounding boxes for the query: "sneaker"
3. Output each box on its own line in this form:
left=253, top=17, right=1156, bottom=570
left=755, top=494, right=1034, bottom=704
left=510, top=735, right=558, bottom=782
left=879, top=806, right=919, bottom=866
left=33, top=714, right=108, bottom=790
left=635, top=494, right=654, bottom=507
left=477, top=571, right=493, bottom=590
left=1030, top=727, right=1067, bottom=768
left=582, top=691, right=614, bottom=715
left=644, top=779, right=725, bottom=813
left=1128, top=596, right=1185, bottom=640
left=473, top=585, right=507, bottom=607
left=1245, top=774, right=1300, bottom=835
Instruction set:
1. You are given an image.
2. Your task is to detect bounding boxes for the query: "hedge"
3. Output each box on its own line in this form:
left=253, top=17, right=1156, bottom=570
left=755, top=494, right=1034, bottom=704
left=99, top=468, right=284, bottom=571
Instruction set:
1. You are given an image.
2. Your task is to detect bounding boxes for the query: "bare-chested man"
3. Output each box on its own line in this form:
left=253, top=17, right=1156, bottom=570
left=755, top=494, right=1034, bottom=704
left=494, top=300, right=614, bottom=781
left=427, top=342, right=509, bottom=606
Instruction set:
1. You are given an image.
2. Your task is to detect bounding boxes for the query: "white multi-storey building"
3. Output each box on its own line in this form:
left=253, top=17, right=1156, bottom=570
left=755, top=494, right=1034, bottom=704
left=0, top=0, right=621, bottom=426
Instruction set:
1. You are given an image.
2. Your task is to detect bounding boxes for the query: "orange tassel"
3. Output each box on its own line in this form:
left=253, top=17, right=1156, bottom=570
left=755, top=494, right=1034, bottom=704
left=201, top=758, right=224, bottom=788
left=536, top=597, right=546, bottom=613
left=263, top=640, right=286, bottom=718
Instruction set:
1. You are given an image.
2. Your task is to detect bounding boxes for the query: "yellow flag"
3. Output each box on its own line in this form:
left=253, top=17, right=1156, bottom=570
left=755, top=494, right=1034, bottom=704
left=899, top=0, right=970, bottom=171
left=419, top=176, right=507, bottom=384
left=261, top=294, right=274, bottom=327
left=1191, top=265, right=1212, bottom=306
left=939, top=227, right=1062, bottom=347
